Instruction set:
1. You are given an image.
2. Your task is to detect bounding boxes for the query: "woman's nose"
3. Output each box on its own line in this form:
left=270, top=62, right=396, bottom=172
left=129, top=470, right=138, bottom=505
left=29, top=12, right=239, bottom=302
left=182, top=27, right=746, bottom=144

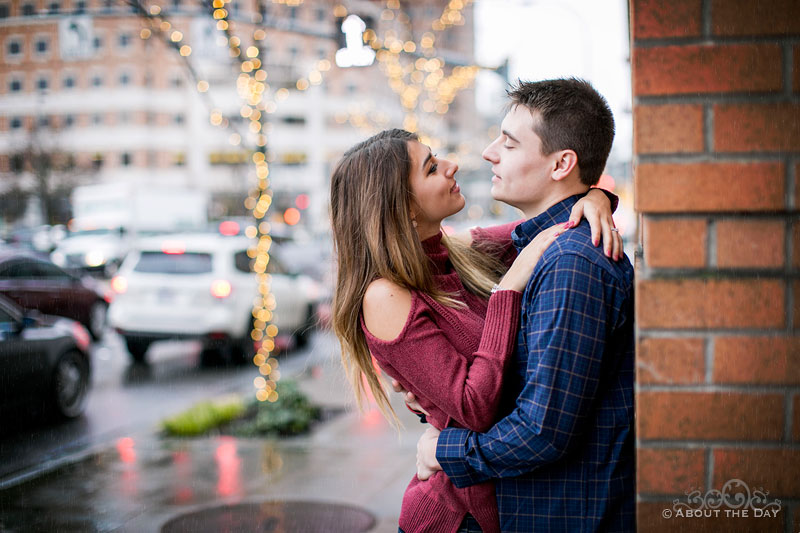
left=446, top=160, right=459, bottom=177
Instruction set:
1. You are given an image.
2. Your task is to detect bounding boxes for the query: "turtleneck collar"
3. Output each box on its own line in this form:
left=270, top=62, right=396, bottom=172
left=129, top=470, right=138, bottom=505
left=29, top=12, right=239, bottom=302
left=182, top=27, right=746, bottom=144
left=420, top=231, right=450, bottom=275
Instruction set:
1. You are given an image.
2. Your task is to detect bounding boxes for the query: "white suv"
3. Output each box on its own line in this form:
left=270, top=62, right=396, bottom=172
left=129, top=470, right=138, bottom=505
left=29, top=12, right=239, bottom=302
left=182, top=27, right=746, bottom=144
left=108, top=233, right=322, bottom=364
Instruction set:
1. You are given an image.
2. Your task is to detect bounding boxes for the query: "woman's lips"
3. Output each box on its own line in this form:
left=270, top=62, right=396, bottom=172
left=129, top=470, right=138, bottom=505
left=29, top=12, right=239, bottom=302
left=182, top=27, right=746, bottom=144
left=451, top=182, right=460, bottom=193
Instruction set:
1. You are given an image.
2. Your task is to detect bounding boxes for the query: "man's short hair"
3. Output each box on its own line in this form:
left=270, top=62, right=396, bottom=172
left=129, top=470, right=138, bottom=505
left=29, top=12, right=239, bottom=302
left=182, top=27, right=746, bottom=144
left=507, top=78, right=615, bottom=186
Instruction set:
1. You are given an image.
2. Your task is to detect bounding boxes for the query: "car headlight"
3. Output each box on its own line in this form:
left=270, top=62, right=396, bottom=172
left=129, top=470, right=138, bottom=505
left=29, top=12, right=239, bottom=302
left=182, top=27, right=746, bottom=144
left=85, top=251, right=106, bottom=267
left=51, top=251, right=66, bottom=266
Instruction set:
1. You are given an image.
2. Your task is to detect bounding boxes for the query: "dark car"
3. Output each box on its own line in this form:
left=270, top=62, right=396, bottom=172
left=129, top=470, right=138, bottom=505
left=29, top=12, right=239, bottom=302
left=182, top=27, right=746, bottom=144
left=0, top=250, right=111, bottom=340
left=0, top=295, right=92, bottom=420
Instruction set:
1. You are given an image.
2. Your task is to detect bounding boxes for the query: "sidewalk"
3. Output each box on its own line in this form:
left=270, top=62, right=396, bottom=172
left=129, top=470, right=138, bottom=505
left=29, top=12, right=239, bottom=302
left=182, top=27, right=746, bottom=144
left=0, top=346, right=425, bottom=532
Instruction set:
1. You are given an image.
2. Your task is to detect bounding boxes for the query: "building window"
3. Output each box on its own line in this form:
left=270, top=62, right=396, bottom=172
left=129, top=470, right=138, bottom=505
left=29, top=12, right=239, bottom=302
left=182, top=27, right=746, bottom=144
left=92, top=153, right=104, bottom=169
left=21, top=3, right=34, bottom=15
left=121, top=152, right=131, bottom=166
left=0, top=4, right=9, bottom=18
left=38, top=115, right=50, bottom=128
left=6, top=38, right=22, bottom=57
left=35, top=37, right=49, bottom=54
left=64, top=114, right=74, bottom=127
left=62, top=74, right=75, bottom=89
left=317, top=46, right=327, bottom=59
left=91, top=74, right=103, bottom=87
left=170, top=75, right=183, bottom=88
left=36, top=76, right=49, bottom=91
left=48, top=1, right=59, bottom=14
left=174, top=114, right=185, bottom=125
left=172, top=0, right=181, bottom=8
left=10, top=117, right=22, bottom=129
left=119, top=71, right=131, bottom=86
left=119, top=112, right=129, bottom=123
left=92, top=113, right=103, bottom=125
left=118, top=33, right=131, bottom=49
left=74, top=0, right=85, bottom=13
left=93, top=35, right=102, bottom=50
left=289, top=6, right=297, bottom=19
left=316, top=7, right=325, bottom=21
left=173, top=152, right=185, bottom=166
left=102, top=0, right=113, bottom=11
left=9, top=78, right=23, bottom=92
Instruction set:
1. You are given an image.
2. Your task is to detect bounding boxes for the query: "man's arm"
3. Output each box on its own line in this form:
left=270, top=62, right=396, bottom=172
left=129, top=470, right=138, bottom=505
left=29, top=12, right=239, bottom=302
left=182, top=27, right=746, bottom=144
left=425, top=253, right=626, bottom=487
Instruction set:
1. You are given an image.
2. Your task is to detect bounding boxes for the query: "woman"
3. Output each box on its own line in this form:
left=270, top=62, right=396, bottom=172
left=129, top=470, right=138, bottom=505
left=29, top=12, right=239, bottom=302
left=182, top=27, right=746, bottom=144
left=330, top=129, right=618, bottom=533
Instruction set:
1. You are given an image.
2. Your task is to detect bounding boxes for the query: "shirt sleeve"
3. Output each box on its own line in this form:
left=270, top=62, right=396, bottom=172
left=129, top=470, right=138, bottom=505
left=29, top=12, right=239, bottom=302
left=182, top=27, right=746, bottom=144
left=369, top=289, right=522, bottom=433
left=436, top=253, right=624, bottom=487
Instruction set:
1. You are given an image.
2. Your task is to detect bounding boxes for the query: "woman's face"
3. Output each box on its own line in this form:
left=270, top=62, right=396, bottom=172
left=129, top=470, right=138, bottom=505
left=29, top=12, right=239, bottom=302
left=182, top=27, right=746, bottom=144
left=407, top=140, right=464, bottom=239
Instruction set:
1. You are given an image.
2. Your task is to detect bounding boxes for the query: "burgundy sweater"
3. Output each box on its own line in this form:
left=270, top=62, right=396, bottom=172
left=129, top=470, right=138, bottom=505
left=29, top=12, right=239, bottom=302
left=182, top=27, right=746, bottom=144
left=360, top=226, right=520, bottom=533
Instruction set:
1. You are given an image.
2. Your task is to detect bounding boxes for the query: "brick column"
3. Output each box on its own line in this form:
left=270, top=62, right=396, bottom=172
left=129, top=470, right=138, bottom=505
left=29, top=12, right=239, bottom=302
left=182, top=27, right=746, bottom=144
left=631, top=1, right=800, bottom=531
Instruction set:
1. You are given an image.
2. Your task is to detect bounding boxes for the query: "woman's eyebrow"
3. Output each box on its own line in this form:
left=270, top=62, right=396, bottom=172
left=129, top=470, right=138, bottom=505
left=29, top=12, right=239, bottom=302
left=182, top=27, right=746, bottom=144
left=422, top=150, right=433, bottom=170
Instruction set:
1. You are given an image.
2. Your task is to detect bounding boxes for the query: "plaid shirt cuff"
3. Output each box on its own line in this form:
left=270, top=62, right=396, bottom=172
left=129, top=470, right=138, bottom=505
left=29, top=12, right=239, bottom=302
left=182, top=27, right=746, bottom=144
left=436, top=427, right=490, bottom=488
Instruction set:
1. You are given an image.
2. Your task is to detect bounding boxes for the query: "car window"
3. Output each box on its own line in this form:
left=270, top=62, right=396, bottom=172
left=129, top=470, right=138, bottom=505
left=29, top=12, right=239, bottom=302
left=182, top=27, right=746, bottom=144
left=133, top=252, right=213, bottom=274
left=0, top=306, right=14, bottom=325
left=0, top=259, right=38, bottom=278
left=266, top=255, right=287, bottom=275
left=233, top=251, right=252, bottom=273
left=31, top=261, right=70, bottom=279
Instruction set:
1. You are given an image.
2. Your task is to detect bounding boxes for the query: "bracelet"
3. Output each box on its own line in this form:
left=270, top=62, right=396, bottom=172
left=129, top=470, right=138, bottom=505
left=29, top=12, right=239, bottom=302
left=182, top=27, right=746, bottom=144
left=491, top=284, right=505, bottom=294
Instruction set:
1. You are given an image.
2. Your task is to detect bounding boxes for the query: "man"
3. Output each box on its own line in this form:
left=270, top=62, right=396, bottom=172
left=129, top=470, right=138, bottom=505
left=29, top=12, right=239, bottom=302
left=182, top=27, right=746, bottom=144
left=413, top=78, right=635, bottom=531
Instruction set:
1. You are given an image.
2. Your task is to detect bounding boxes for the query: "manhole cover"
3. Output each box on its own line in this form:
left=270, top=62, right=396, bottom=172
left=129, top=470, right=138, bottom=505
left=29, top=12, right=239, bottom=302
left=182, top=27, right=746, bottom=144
left=161, top=500, right=376, bottom=533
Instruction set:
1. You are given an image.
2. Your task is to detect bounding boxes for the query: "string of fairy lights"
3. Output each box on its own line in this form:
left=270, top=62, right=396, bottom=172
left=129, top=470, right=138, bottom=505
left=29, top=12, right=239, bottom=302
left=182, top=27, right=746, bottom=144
left=132, top=0, right=484, bottom=401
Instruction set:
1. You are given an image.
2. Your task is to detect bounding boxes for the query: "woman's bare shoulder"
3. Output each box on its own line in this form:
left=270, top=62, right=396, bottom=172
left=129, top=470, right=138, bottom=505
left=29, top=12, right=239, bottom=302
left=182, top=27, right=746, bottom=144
left=362, top=278, right=413, bottom=342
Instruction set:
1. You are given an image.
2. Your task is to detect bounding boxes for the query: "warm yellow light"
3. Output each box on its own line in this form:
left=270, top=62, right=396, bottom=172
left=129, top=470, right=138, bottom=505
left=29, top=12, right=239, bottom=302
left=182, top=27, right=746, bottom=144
left=254, top=376, right=266, bottom=388
left=254, top=29, right=266, bottom=40
left=210, top=111, right=223, bottom=125
left=170, top=31, right=182, bottom=42
left=296, top=78, right=309, bottom=90
left=216, top=20, right=228, bottom=30
left=265, top=324, right=278, bottom=337
left=160, top=21, right=171, bottom=31
left=140, top=28, right=152, bottom=39
left=254, top=69, right=267, bottom=81
left=213, top=8, right=227, bottom=19
left=229, top=133, right=241, bottom=145
left=317, top=59, right=331, bottom=71
left=179, top=45, right=191, bottom=56
left=256, top=389, right=268, bottom=401
left=246, top=46, right=259, bottom=58
left=245, top=225, right=258, bottom=238
left=267, top=391, right=278, bottom=402
left=332, top=4, right=347, bottom=17
left=241, top=61, right=253, bottom=73
left=149, top=4, right=160, bottom=14
left=197, top=80, right=209, bottom=92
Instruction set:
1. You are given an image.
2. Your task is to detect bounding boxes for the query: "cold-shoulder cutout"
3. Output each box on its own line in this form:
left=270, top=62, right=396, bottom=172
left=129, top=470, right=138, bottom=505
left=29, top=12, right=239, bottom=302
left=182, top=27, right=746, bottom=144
left=362, top=278, right=413, bottom=341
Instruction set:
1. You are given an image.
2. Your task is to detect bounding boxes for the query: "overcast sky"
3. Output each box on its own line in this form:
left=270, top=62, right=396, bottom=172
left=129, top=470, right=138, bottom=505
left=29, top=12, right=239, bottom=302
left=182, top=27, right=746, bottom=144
left=473, top=0, right=632, bottom=161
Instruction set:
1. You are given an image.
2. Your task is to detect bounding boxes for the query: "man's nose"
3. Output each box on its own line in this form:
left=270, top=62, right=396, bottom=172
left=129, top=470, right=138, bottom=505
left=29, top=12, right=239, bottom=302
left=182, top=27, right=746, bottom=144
left=482, top=141, right=498, bottom=163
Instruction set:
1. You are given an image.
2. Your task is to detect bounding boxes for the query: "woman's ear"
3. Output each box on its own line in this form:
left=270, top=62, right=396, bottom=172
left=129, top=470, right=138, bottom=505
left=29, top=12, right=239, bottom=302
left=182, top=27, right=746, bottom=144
left=551, top=150, right=578, bottom=182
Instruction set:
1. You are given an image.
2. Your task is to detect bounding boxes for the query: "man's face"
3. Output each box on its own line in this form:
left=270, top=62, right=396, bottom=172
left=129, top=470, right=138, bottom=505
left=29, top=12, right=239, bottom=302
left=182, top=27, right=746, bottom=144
left=482, top=106, right=559, bottom=215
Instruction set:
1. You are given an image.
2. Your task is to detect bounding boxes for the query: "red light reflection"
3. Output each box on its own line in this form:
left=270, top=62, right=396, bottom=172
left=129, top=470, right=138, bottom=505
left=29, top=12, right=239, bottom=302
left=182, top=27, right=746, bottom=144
left=215, top=436, right=242, bottom=498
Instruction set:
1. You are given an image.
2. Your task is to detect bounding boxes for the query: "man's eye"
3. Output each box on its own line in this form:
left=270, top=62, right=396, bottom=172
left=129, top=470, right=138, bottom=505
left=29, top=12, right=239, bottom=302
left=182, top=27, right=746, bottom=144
left=503, top=145, right=513, bottom=150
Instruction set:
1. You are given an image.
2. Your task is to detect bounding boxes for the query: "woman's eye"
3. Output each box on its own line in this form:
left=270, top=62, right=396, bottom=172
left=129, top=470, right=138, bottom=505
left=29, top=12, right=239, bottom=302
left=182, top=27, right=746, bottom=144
left=428, top=163, right=438, bottom=174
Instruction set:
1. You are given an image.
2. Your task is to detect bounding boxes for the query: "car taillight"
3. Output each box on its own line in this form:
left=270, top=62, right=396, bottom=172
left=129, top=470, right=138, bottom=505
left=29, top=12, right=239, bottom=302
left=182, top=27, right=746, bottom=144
left=72, top=323, right=91, bottom=352
left=211, top=280, right=232, bottom=299
left=111, top=276, right=128, bottom=294
left=162, top=241, right=186, bottom=254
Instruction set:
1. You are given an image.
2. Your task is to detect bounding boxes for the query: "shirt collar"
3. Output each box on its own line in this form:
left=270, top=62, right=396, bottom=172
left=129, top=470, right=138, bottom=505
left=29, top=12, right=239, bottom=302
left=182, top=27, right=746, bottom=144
left=511, top=193, right=585, bottom=250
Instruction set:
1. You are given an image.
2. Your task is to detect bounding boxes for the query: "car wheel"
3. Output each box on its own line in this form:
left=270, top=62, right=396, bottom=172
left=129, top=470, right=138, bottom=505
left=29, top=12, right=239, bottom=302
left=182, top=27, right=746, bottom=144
left=125, top=337, right=150, bottom=364
left=51, top=350, right=90, bottom=419
left=87, top=301, right=108, bottom=341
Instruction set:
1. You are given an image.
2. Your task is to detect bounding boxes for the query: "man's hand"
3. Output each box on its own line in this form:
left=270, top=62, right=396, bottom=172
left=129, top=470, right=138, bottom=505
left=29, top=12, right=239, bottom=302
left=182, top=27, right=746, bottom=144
left=390, top=379, right=429, bottom=416
left=416, top=426, right=442, bottom=480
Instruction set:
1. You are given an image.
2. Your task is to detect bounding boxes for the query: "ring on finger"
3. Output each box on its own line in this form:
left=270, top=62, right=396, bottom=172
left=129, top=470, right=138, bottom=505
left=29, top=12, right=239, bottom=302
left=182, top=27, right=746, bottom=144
left=610, top=228, right=620, bottom=233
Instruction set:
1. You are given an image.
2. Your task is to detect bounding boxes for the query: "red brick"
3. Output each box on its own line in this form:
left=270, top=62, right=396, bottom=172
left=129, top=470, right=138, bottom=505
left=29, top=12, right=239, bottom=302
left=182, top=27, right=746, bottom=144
left=634, top=104, right=705, bottom=154
left=634, top=44, right=782, bottom=96
left=795, top=45, right=800, bottom=93
left=638, top=392, right=784, bottom=440
left=794, top=394, right=800, bottom=442
left=632, top=0, right=702, bottom=39
left=635, top=162, right=784, bottom=213
left=793, top=221, right=800, bottom=268
left=715, top=103, right=800, bottom=152
left=714, top=449, right=800, bottom=498
left=714, top=337, right=800, bottom=384
left=716, top=219, right=786, bottom=268
left=638, top=501, right=784, bottom=533
left=637, top=279, right=785, bottom=329
left=795, top=281, right=800, bottom=329
left=638, top=337, right=705, bottom=384
left=712, top=0, right=800, bottom=36
left=638, top=448, right=705, bottom=494
left=644, top=218, right=707, bottom=268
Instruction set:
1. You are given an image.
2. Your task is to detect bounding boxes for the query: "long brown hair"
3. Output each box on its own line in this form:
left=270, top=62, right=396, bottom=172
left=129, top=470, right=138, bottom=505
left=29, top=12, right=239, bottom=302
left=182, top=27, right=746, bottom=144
left=330, top=129, right=505, bottom=425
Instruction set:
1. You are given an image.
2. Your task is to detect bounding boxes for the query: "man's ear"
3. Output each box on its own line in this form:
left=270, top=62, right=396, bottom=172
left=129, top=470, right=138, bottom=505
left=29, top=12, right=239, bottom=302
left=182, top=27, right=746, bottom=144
left=551, top=150, right=578, bottom=182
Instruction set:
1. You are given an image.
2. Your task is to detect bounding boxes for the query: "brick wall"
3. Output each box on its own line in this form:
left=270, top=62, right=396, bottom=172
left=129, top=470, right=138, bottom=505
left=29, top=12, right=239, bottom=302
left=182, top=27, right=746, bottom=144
left=632, top=0, right=800, bottom=531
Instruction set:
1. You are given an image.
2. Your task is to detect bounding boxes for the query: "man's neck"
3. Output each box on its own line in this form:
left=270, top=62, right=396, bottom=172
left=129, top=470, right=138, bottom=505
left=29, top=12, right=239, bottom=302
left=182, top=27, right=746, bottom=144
left=520, top=184, right=591, bottom=220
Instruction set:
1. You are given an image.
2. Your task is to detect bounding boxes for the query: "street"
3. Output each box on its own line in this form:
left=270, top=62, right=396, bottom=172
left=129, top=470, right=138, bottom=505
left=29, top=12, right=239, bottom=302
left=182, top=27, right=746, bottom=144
left=0, top=327, right=333, bottom=487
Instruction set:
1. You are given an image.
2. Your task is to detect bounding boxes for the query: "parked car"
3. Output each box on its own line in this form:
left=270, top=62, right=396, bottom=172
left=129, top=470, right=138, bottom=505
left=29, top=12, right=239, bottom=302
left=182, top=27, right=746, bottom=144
left=0, top=295, right=92, bottom=420
left=108, top=233, right=324, bottom=364
left=0, top=250, right=112, bottom=340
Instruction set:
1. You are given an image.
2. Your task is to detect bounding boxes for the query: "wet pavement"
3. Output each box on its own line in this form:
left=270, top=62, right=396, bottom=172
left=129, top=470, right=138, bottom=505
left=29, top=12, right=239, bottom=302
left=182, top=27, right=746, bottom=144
left=0, top=342, right=424, bottom=532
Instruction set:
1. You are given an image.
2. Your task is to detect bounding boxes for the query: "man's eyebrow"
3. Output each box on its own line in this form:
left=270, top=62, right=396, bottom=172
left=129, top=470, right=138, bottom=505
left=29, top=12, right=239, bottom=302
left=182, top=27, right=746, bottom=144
left=502, top=129, right=520, bottom=144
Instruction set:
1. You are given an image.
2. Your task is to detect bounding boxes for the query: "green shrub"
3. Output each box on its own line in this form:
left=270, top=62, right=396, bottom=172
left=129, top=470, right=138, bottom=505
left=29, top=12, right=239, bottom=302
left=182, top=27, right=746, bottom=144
left=161, top=395, right=246, bottom=437
left=232, top=380, right=321, bottom=437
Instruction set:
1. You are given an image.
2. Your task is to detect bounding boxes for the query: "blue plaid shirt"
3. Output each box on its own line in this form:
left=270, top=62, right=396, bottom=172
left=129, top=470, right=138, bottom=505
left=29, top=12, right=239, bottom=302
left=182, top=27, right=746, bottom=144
left=437, top=194, right=635, bottom=532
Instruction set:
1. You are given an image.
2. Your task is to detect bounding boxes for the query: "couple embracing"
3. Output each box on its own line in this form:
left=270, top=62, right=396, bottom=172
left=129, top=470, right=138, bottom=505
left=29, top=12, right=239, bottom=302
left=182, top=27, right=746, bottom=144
left=330, top=78, right=634, bottom=533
